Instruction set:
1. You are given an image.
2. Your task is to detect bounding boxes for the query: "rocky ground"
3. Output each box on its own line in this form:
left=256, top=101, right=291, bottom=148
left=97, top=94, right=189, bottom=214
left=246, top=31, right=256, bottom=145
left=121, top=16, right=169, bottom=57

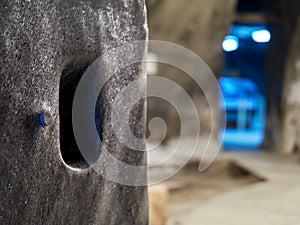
left=149, top=138, right=300, bottom=225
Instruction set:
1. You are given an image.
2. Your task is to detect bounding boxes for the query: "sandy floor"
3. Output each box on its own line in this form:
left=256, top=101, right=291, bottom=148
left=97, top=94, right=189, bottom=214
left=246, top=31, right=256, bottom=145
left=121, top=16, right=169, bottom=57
left=149, top=139, right=300, bottom=225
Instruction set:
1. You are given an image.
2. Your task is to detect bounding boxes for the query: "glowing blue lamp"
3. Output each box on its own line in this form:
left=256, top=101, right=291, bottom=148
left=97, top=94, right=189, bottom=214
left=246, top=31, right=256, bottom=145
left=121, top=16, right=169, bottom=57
left=252, top=29, right=271, bottom=43
left=222, top=35, right=239, bottom=52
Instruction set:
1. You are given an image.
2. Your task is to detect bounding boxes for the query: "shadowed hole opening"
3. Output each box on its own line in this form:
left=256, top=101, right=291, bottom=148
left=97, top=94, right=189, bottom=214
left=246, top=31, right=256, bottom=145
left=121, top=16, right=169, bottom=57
left=59, top=59, right=99, bottom=169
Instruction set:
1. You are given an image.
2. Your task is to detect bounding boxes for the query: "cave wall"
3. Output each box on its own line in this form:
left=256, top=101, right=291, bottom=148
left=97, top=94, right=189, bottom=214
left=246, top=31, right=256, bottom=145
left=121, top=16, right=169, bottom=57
left=146, top=0, right=237, bottom=142
left=0, top=1, right=148, bottom=224
left=263, top=0, right=300, bottom=152
left=282, top=17, right=300, bottom=153
left=147, top=0, right=237, bottom=72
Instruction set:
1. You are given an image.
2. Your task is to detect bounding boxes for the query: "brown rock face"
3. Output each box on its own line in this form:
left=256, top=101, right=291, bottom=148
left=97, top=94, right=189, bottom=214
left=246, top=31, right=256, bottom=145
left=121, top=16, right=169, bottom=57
left=147, top=0, right=237, bottom=68
left=264, top=0, right=300, bottom=152
left=0, top=1, right=148, bottom=224
left=282, top=18, right=300, bottom=153
left=146, top=0, right=237, bottom=141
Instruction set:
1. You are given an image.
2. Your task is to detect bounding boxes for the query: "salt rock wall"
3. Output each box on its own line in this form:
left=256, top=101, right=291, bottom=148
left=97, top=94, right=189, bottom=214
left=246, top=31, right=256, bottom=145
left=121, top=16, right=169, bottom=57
left=282, top=17, right=300, bottom=154
left=147, top=0, right=237, bottom=68
left=146, top=0, right=237, bottom=141
left=263, top=0, right=300, bottom=150
left=0, top=1, right=148, bottom=224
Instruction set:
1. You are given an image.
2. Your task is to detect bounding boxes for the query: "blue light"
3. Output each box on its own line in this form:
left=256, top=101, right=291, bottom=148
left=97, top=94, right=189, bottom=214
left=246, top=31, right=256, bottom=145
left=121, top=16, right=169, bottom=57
left=252, top=29, right=271, bottom=43
left=231, top=25, right=254, bottom=39
left=218, top=77, right=266, bottom=149
left=222, top=35, right=239, bottom=52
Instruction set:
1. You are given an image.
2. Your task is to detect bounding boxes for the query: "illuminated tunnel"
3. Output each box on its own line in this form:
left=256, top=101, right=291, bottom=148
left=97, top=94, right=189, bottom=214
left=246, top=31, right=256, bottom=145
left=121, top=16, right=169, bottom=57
left=219, top=22, right=271, bottom=149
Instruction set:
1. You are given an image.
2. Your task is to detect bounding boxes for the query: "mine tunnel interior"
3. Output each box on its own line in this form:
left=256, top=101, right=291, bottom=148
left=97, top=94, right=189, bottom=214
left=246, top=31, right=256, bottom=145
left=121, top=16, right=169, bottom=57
left=220, top=23, right=270, bottom=148
left=219, top=0, right=290, bottom=149
left=147, top=1, right=300, bottom=223
left=146, top=0, right=298, bottom=151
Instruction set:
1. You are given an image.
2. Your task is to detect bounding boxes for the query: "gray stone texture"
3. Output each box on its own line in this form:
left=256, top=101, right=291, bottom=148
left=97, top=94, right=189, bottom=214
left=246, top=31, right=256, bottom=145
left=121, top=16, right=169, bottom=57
left=263, top=0, right=299, bottom=149
left=0, top=0, right=148, bottom=224
left=264, top=0, right=300, bottom=152
left=282, top=17, right=300, bottom=154
left=146, top=0, right=237, bottom=141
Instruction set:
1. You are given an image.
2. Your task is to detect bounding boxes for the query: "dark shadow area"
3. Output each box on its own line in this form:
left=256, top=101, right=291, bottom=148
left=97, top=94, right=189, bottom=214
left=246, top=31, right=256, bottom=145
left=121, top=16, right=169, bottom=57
left=59, top=59, right=92, bottom=169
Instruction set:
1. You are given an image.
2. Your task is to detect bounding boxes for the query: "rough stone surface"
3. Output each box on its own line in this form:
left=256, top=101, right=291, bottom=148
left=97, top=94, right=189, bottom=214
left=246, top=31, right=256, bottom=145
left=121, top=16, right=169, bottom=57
left=263, top=0, right=300, bottom=152
left=146, top=0, right=237, bottom=142
left=262, top=0, right=300, bottom=149
left=282, top=17, right=300, bottom=154
left=0, top=1, right=148, bottom=224
left=147, top=0, right=237, bottom=68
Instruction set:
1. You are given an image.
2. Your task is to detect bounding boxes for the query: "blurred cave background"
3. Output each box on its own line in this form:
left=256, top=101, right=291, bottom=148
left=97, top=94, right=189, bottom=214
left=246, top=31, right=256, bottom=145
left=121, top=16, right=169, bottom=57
left=146, top=1, right=300, bottom=224
left=146, top=0, right=300, bottom=153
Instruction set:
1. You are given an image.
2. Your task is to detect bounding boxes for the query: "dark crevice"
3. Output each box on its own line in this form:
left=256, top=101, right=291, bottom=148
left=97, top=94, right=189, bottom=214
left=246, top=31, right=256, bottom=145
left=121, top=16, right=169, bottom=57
left=59, top=58, right=93, bottom=169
